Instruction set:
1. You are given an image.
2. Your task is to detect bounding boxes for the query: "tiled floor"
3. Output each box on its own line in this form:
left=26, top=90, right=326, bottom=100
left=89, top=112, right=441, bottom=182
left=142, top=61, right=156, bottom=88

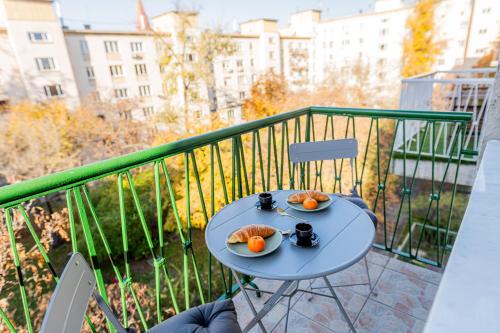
left=232, top=249, right=442, bottom=333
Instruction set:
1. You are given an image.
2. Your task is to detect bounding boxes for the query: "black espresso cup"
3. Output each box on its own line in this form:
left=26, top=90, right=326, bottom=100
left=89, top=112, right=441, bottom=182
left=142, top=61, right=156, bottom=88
left=295, top=223, right=313, bottom=247
left=258, top=192, right=273, bottom=210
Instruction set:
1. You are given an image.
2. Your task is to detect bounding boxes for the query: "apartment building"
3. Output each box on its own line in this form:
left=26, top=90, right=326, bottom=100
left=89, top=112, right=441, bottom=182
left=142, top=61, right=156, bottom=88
left=0, top=0, right=499, bottom=123
left=64, top=29, right=163, bottom=120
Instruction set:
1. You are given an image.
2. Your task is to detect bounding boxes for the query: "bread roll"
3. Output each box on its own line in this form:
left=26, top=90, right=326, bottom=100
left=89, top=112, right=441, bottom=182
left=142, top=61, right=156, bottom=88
left=227, top=224, right=276, bottom=243
left=287, top=190, right=329, bottom=203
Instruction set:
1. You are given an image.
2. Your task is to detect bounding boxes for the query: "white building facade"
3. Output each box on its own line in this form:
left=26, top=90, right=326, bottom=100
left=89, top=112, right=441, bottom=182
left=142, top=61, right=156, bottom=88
left=0, top=0, right=499, bottom=122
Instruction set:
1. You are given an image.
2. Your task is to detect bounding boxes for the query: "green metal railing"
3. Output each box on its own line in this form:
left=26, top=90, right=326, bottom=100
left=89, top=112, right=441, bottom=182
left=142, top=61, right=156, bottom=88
left=0, top=106, right=472, bottom=332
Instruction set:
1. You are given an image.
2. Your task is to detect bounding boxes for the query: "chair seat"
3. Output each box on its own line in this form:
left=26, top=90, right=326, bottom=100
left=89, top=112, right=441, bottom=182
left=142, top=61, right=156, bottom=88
left=336, top=187, right=378, bottom=229
left=148, top=299, right=242, bottom=333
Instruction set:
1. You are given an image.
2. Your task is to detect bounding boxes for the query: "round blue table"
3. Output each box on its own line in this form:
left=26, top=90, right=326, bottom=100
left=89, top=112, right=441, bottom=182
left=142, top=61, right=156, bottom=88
left=206, top=190, right=375, bottom=333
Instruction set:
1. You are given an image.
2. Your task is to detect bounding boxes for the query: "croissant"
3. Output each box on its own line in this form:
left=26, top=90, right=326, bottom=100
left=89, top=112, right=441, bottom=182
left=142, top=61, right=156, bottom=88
left=287, top=190, right=330, bottom=203
left=227, top=224, right=276, bottom=244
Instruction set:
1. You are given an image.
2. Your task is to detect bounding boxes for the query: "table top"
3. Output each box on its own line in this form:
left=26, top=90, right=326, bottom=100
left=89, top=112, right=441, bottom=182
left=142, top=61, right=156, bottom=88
left=205, top=190, right=375, bottom=280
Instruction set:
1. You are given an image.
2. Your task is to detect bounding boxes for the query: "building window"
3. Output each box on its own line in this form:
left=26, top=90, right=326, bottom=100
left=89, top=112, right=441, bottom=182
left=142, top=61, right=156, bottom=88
left=114, top=88, right=128, bottom=99
left=185, top=53, right=194, bottom=62
left=269, top=51, right=274, bottom=60
left=239, top=91, right=245, bottom=99
left=109, top=65, right=123, bottom=77
left=228, top=109, right=234, bottom=120
left=104, top=41, right=119, bottom=53
left=479, top=28, right=487, bottom=34
left=130, top=42, right=143, bottom=53
left=249, top=43, right=253, bottom=51
left=138, top=85, right=151, bottom=96
left=28, top=32, right=49, bottom=42
left=342, top=40, right=350, bottom=47
left=35, top=57, right=56, bottom=71
left=80, top=40, right=90, bottom=56
left=43, top=84, right=63, bottom=97
left=377, top=58, right=386, bottom=67
left=482, top=7, right=491, bottom=14
left=236, top=60, right=243, bottom=71
left=460, top=21, right=468, bottom=29
left=250, top=59, right=254, bottom=67
left=135, top=63, right=147, bottom=75
left=380, top=28, right=387, bottom=36
left=237, top=75, right=244, bottom=85
left=121, top=110, right=132, bottom=120
left=268, top=37, right=274, bottom=44
left=143, top=106, right=154, bottom=117
left=379, top=44, right=386, bottom=51
left=224, top=77, right=230, bottom=87
left=251, top=74, right=256, bottom=83
left=86, top=66, right=95, bottom=79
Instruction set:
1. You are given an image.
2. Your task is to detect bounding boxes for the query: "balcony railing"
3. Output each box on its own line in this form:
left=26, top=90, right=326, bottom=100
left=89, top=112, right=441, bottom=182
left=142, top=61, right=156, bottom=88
left=0, top=106, right=472, bottom=332
left=398, top=68, right=496, bottom=163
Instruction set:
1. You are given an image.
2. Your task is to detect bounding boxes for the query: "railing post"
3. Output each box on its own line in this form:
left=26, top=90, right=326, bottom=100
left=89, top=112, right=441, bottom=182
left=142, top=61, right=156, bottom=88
left=479, top=64, right=500, bottom=161
left=305, top=109, right=312, bottom=188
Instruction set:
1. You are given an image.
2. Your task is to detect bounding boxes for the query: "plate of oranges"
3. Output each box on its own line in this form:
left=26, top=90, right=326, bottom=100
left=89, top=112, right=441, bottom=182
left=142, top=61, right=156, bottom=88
left=286, top=190, right=333, bottom=212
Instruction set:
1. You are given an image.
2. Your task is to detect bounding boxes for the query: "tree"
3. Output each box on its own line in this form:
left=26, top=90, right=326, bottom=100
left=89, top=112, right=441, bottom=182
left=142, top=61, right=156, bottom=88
left=0, top=100, right=155, bottom=183
left=156, top=10, right=235, bottom=132
left=402, top=0, right=442, bottom=78
left=242, top=71, right=288, bottom=120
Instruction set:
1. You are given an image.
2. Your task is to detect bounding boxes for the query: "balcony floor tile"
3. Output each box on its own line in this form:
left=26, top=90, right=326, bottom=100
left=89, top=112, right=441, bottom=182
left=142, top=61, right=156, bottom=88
left=371, top=269, right=438, bottom=320
left=354, top=299, right=425, bottom=333
left=233, top=250, right=442, bottom=333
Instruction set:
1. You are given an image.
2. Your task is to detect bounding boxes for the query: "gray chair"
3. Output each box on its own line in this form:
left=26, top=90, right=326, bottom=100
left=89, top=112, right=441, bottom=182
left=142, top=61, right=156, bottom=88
left=289, top=138, right=378, bottom=292
left=40, top=253, right=242, bottom=333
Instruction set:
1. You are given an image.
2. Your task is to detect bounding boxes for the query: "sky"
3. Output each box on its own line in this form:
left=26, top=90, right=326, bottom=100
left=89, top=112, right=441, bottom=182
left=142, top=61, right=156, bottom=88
left=58, top=0, right=373, bottom=32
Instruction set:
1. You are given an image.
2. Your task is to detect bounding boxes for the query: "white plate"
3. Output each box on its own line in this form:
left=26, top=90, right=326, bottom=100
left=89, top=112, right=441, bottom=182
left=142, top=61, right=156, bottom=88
left=226, top=228, right=282, bottom=258
left=286, top=196, right=333, bottom=212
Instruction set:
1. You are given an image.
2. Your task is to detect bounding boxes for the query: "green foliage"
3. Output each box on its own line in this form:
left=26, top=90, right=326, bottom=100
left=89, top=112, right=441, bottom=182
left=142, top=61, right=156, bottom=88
left=77, top=170, right=170, bottom=262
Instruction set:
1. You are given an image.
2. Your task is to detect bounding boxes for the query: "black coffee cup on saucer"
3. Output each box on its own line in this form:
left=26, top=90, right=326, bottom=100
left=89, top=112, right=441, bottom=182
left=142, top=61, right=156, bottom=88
left=295, top=223, right=313, bottom=247
left=258, top=192, right=273, bottom=210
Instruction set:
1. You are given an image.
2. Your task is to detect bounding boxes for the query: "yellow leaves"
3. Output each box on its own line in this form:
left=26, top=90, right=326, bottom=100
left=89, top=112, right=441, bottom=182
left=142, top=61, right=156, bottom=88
left=243, top=71, right=288, bottom=120
left=402, top=0, right=442, bottom=78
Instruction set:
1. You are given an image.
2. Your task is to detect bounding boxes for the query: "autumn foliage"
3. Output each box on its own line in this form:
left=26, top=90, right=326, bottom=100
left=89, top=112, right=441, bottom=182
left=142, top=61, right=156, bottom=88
left=402, top=0, right=442, bottom=77
left=242, top=71, right=288, bottom=120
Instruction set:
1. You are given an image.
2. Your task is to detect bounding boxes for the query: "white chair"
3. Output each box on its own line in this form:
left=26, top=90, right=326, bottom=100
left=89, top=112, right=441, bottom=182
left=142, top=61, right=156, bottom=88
left=289, top=138, right=378, bottom=293
left=40, top=253, right=241, bottom=333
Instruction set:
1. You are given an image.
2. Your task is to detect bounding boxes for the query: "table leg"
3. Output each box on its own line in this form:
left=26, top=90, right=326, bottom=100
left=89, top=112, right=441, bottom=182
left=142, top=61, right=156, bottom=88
left=232, top=270, right=293, bottom=333
left=322, top=276, right=357, bottom=333
left=232, top=270, right=267, bottom=333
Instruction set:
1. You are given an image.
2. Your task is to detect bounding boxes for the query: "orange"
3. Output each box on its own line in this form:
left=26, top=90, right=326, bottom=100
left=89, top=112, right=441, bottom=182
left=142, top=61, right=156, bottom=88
left=247, top=236, right=266, bottom=252
left=303, top=198, right=318, bottom=210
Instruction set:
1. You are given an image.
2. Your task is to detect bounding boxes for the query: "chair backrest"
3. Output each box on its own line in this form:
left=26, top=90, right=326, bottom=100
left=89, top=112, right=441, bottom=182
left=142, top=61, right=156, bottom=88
left=40, top=253, right=128, bottom=333
left=289, top=138, right=358, bottom=164
left=40, top=253, right=96, bottom=333
left=289, top=139, right=358, bottom=189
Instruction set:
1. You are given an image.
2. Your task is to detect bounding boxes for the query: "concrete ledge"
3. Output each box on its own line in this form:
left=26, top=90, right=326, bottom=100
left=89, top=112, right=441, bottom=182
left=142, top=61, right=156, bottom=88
left=423, top=140, right=500, bottom=333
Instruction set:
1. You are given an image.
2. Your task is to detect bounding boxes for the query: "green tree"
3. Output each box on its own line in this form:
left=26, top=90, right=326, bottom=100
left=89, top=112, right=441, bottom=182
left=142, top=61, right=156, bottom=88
left=402, top=0, right=442, bottom=77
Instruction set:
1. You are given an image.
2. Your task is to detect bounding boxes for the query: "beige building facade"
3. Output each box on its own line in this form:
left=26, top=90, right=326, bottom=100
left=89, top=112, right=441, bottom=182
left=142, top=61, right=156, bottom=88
left=0, top=0, right=499, bottom=122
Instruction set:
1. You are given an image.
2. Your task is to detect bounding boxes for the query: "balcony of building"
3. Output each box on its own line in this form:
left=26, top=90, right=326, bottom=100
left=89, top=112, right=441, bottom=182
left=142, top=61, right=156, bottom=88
left=0, top=99, right=499, bottom=332
left=394, top=67, right=496, bottom=186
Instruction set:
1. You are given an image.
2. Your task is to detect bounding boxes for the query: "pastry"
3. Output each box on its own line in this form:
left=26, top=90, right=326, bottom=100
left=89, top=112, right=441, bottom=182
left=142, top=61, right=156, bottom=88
left=287, top=190, right=329, bottom=203
left=227, top=224, right=276, bottom=243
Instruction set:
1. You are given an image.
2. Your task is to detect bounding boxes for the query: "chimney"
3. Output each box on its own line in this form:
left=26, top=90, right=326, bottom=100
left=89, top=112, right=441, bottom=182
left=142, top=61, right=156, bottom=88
left=136, top=0, right=152, bottom=31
